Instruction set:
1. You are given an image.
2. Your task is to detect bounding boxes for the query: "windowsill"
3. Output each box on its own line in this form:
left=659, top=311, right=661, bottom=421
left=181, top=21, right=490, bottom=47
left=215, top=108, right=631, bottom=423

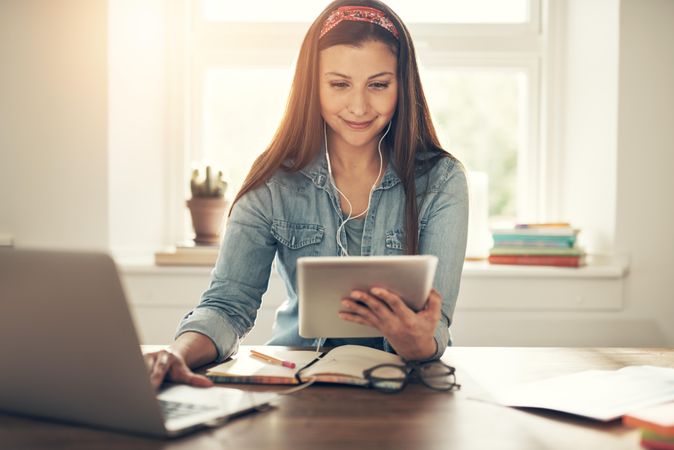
left=116, top=255, right=629, bottom=279
left=462, top=256, right=628, bottom=279
left=117, top=256, right=215, bottom=275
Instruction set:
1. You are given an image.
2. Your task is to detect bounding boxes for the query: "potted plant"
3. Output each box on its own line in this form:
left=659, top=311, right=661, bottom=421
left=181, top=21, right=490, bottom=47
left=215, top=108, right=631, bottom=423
left=186, top=166, right=229, bottom=245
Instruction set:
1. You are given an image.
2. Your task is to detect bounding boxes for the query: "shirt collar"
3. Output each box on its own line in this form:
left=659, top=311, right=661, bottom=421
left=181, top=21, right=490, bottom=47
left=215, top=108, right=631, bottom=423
left=299, top=148, right=401, bottom=191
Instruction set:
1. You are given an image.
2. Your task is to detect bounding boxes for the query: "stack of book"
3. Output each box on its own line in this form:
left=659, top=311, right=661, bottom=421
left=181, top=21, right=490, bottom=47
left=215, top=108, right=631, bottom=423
left=624, top=402, right=674, bottom=449
left=488, top=223, right=584, bottom=268
left=154, top=242, right=219, bottom=266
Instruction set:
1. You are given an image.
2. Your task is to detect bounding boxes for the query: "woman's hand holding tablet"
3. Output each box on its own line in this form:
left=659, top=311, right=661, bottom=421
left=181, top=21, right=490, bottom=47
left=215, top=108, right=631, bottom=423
left=339, top=286, right=441, bottom=361
left=297, top=255, right=440, bottom=360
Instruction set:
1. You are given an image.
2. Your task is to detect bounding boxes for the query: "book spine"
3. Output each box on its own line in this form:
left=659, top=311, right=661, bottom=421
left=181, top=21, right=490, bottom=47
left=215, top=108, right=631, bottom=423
left=515, top=222, right=571, bottom=229
left=624, top=417, right=674, bottom=437
left=640, top=438, right=674, bottom=450
left=154, top=252, right=217, bottom=266
left=488, top=255, right=582, bottom=267
left=300, top=375, right=369, bottom=386
left=492, top=235, right=576, bottom=246
left=490, top=246, right=583, bottom=256
left=493, top=241, right=573, bottom=249
left=207, top=375, right=298, bottom=385
left=642, top=429, right=674, bottom=449
left=491, top=228, right=578, bottom=237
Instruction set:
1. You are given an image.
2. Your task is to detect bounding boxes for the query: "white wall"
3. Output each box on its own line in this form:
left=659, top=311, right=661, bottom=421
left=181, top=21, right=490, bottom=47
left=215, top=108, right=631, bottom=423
left=560, top=0, right=619, bottom=254
left=108, top=0, right=176, bottom=258
left=614, top=0, right=674, bottom=345
left=0, top=0, right=109, bottom=249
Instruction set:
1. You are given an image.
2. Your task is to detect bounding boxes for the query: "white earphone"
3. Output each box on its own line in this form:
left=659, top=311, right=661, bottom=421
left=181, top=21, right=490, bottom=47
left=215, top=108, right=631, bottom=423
left=324, top=121, right=391, bottom=256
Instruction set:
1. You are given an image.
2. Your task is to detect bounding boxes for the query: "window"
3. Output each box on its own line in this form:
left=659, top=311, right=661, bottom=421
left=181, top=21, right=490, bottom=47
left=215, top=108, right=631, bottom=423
left=203, top=0, right=530, bottom=24
left=422, top=68, right=528, bottom=222
left=170, top=0, right=552, bottom=254
left=202, top=68, right=292, bottom=186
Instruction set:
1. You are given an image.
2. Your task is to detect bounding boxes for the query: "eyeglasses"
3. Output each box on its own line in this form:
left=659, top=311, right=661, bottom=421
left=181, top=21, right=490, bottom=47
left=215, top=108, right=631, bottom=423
left=362, top=360, right=461, bottom=393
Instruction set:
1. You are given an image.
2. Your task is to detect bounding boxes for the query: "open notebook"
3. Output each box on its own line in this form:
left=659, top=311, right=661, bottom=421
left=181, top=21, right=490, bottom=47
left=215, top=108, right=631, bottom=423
left=206, top=345, right=402, bottom=386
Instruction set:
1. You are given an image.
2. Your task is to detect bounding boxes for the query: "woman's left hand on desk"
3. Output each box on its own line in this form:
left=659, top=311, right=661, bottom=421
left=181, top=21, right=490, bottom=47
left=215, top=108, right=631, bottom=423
left=338, top=287, right=440, bottom=361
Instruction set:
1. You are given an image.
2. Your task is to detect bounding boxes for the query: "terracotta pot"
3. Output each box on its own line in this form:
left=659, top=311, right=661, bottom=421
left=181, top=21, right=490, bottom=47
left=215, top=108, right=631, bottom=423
left=186, top=197, right=229, bottom=245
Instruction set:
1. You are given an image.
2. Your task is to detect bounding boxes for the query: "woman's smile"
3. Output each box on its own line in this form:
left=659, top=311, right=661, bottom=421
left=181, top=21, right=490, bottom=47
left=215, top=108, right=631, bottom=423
left=342, top=117, right=376, bottom=130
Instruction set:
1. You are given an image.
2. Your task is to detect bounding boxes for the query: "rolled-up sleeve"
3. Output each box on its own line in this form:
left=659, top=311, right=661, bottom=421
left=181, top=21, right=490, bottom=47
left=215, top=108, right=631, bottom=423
left=175, top=183, right=277, bottom=362
left=420, top=159, right=469, bottom=360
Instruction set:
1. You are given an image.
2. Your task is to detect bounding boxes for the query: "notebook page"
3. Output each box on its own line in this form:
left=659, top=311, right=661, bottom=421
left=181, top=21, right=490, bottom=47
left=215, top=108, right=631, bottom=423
left=207, top=348, right=319, bottom=379
left=305, top=345, right=402, bottom=379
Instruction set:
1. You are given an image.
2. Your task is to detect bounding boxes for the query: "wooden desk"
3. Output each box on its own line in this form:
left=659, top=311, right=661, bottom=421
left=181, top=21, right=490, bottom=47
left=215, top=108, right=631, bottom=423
left=1, top=347, right=672, bottom=450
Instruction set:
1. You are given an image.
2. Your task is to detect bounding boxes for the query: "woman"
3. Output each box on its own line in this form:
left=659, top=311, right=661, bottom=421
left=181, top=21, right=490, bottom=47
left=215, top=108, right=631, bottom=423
left=147, top=0, right=468, bottom=389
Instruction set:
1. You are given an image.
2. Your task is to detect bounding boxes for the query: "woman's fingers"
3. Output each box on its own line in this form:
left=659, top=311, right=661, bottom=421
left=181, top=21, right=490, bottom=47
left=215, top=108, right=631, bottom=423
left=171, top=363, right=214, bottom=387
left=421, top=289, right=442, bottom=322
left=340, top=297, right=382, bottom=327
left=338, top=287, right=404, bottom=329
left=338, top=287, right=444, bottom=360
left=339, top=310, right=378, bottom=328
left=144, top=352, right=157, bottom=371
left=149, top=350, right=172, bottom=390
left=369, top=287, right=412, bottom=316
left=350, top=290, right=395, bottom=318
left=146, top=350, right=213, bottom=390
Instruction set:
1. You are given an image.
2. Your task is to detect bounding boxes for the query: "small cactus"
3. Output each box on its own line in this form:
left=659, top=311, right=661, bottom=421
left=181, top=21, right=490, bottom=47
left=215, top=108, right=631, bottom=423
left=190, top=165, right=228, bottom=198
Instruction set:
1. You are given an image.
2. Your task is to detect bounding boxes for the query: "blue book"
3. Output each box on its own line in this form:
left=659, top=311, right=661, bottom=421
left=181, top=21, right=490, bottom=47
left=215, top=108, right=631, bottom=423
left=492, top=234, right=576, bottom=248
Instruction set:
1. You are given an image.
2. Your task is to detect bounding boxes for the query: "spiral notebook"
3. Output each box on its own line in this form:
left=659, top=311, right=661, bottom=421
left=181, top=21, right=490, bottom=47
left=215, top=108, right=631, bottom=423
left=206, top=345, right=402, bottom=386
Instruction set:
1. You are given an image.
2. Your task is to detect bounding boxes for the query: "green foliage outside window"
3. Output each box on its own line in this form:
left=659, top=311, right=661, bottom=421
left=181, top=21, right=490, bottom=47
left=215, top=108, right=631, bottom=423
left=423, top=70, right=521, bottom=221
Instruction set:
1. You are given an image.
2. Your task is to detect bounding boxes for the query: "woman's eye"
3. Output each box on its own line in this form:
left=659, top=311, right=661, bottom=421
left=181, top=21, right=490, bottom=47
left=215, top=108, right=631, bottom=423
left=330, top=81, right=349, bottom=89
left=370, top=82, right=390, bottom=90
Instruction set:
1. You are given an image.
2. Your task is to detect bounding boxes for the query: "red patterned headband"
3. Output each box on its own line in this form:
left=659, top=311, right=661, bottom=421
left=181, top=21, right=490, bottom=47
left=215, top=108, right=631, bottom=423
left=319, top=6, right=400, bottom=40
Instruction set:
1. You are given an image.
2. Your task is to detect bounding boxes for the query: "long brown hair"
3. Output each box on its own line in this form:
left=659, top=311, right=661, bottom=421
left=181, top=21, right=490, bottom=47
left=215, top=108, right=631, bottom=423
left=231, top=0, right=449, bottom=254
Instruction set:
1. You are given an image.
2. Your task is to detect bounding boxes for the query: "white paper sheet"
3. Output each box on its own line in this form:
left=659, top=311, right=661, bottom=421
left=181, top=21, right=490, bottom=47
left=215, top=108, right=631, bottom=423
left=490, top=365, right=674, bottom=421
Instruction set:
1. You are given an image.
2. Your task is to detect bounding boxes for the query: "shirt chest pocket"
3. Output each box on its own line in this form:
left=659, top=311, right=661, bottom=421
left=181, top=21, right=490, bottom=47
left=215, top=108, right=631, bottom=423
left=385, top=228, right=404, bottom=255
left=271, top=220, right=325, bottom=256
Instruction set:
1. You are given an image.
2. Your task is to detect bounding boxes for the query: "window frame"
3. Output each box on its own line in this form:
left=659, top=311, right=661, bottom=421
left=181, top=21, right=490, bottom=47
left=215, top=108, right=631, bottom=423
left=167, top=0, right=558, bottom=243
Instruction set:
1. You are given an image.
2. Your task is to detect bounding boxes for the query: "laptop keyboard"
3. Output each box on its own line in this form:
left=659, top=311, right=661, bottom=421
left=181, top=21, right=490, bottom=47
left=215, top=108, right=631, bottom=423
left=159, top=399, right=218, bottom=420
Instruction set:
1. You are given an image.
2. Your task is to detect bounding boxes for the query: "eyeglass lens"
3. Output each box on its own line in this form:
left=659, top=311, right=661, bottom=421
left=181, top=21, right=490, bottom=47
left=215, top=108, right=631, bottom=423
left=368, top=365, right=407, bottom=391
left=418, top=362, right=458, bottom=390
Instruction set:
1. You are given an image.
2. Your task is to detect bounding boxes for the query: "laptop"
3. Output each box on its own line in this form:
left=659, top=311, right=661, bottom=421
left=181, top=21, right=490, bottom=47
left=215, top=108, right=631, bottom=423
left=297, top=255, right=438, bottom=338
left=0, top=248, right=277, bottom=438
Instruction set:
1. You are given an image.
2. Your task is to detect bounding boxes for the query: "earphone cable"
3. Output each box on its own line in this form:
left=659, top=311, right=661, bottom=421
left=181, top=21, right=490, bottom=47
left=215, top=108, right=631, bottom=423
left=324, top=121, right=390, bottom=256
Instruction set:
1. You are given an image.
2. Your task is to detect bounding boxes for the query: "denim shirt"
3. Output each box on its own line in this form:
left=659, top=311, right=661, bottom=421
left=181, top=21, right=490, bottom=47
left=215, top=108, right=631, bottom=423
left=176, top=149, right=469, bottom=362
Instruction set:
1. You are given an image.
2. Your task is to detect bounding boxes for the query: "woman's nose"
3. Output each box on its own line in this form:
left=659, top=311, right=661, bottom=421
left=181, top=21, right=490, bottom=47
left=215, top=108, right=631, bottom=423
left=347, top=89, right=368, bottom=116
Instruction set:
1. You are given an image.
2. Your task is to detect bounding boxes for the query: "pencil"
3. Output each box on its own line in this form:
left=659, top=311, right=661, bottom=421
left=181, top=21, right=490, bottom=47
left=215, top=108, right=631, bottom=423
left=250, top=350, right=296, bottom=369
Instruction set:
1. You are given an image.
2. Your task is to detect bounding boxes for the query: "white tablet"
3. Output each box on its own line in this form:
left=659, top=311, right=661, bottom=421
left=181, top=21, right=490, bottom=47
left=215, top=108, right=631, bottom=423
left=297, top=255, right=438, bottom=339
